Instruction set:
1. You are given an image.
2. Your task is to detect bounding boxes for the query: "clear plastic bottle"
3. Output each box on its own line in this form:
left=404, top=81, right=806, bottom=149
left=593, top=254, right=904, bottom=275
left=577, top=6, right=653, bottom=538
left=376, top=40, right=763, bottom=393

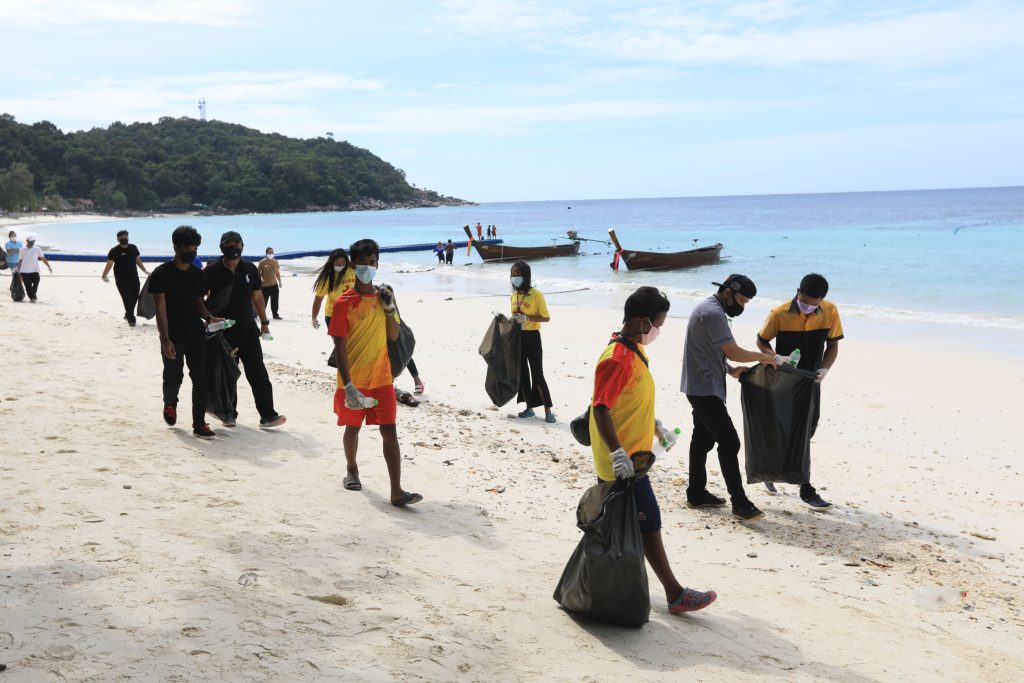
left=261, top=332, right=273, bottom=342
left=207, top=318, right=236, bottom=332
left=788, top=348, right=801, bottom=367
left=913, top=586, right=966, bottom=611
left=357, top=396, right=379, bottom=409
left=660, top=427, right=682, bottom=450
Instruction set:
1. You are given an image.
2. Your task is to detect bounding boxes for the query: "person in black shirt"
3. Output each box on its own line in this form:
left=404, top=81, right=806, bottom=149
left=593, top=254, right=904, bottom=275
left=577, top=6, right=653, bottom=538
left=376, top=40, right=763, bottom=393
left=101, top=230, right=148, bottom=326
left=150, top=226, right=221, bottom=439
left=204, top=230, right=286, bottom=430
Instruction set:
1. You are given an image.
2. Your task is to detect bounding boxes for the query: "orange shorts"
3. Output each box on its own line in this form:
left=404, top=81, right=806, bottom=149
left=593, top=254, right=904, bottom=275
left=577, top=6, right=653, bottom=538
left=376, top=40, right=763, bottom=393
left=334, top=384, right=397, bottom=427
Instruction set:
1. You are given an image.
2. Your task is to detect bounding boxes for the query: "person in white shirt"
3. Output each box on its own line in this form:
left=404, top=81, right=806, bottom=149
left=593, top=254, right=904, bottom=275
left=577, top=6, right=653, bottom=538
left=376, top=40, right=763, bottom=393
left=16, top=234, right=52, bottom=302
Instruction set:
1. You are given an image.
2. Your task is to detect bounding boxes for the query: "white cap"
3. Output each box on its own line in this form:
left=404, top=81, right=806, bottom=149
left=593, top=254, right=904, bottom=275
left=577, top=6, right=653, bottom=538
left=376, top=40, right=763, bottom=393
left=26, top=233, right=37, bottom=241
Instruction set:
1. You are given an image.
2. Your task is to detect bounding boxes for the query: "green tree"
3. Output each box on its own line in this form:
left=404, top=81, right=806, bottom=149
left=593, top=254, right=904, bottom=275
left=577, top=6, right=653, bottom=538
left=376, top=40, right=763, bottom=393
left=0, top=162, right=37, bottom=211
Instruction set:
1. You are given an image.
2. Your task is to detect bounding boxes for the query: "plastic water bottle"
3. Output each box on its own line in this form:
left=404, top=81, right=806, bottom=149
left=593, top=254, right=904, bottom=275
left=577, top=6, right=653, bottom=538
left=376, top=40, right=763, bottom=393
left=913, top=586, right=966, bottom=611
left=358, top=396, right=379, bottom=409
left=787, top=348, right=801, bottom=367
left=660, top=427, right=681, bottom=450
left=261, top=332, right=273, bottom=342
left=207, top=319, right=236, bottom=332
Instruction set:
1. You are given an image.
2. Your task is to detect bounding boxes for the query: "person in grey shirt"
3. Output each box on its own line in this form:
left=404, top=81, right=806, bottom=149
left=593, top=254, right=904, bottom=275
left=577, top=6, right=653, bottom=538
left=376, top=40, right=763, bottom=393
left=681, top=275, right=777, bottom=521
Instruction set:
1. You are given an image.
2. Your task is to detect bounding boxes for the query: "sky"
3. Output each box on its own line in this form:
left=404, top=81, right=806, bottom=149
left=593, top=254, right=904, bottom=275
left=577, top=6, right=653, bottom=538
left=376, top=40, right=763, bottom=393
left=1, top=0, right=1022, bottom=202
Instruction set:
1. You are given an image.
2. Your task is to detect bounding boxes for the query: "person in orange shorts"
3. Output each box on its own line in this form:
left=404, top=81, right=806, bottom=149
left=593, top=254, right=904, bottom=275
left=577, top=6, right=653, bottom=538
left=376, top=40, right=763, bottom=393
left=329, top=238, right=422, bottom=507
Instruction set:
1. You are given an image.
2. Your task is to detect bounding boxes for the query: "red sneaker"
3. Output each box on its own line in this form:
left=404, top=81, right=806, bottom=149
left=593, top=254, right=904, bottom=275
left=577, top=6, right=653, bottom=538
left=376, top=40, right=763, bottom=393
left=192, top=423, right=216, bottom=439
left=163, top=405, right=177, bottom=426
left=669, top=588, right=717, bottom=614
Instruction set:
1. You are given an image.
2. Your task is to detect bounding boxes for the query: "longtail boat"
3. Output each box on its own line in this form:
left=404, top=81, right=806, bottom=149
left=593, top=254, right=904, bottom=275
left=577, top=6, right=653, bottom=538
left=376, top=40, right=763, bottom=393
left=608, top=228, right=722, bottom=272
left=463, top=225, right=581, bottom=262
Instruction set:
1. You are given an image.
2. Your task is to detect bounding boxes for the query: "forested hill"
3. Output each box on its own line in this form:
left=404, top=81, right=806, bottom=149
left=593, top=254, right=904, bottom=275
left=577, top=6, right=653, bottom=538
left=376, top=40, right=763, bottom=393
left=0, top=114, right=467, bottom=213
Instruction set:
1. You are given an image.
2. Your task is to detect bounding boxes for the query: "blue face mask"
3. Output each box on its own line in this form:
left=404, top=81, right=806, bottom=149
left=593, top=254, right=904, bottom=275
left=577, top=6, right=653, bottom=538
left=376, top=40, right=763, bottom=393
left=355, top=265, right=376, bottom=284
left=510, top=276, right=524, bottom=289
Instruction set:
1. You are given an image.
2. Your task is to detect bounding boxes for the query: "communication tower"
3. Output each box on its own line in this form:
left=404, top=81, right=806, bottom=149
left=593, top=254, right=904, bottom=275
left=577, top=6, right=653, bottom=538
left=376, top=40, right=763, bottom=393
left=198, top=98, right=207, bottom=121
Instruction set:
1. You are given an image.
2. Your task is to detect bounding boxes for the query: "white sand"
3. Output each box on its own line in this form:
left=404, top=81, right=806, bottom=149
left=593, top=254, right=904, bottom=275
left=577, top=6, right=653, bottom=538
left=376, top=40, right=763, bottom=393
left=0, top=213, right=117, bottom=231
left=1, top=260, right=1022, bottom=682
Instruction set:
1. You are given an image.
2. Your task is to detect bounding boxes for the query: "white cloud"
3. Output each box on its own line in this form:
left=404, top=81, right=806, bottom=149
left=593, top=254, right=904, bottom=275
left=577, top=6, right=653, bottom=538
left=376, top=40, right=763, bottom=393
left=0, top=0, right=255, bottom=26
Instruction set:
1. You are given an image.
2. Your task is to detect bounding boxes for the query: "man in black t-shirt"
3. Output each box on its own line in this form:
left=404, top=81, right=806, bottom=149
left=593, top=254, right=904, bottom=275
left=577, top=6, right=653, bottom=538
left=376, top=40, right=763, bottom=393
left=204, top=230, right=286, bottom=430
left=150, top=226, right=221, bottom=439
left=101, top=230, right=149, bottom=326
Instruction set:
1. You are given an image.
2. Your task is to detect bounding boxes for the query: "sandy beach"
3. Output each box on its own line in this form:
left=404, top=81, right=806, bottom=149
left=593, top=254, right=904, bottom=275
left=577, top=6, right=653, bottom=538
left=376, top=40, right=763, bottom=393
left=1, top=259, right=1022, bottom=682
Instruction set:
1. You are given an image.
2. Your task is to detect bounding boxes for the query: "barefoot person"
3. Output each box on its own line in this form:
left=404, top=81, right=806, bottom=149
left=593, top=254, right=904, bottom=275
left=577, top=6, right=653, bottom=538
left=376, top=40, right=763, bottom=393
left=590, top=286, right=717, bottom=614
left=680, top=275, right=777, bottom=521
left=257, top=246, right=283, bottom=320
left=101, top=230, right=148, bottom=326
left=204, top=231, right=286, bottom=430
left=756, top=273, right=844, bottom=509
left=329, top=238, right=421, bottom=506
left=511, top=261, right=555, bottom=423
left=150, top=226, right=221, bottom=439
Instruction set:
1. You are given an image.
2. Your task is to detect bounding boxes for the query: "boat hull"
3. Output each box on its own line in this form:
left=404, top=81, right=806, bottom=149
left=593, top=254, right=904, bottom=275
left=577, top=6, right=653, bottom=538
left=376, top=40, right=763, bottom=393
left=618, top=243, right=723, bottom=271
left=464, top=226, right=581, bottom=262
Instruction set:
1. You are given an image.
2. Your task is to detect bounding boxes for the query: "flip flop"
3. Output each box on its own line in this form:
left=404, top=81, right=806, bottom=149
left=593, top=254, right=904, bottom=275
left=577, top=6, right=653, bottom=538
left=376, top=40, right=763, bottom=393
left=391, top=491, right=423, bottom=507
left=343, top=474, right=362, bottom=491
left=545, top=413, right=557, bottom=424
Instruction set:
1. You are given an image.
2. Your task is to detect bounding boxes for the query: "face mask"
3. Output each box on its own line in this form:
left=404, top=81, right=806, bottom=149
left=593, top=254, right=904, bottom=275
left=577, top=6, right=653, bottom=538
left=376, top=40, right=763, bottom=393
left=797, top=299, right=818, bottom=315
left=26, top=241, right=35, bottom=247
left=333, top=265, right=345, bottom=273
left=266, top=253, right=274, bottom=260
left=640, top=318, right=660, bottom=345
left=355, top=265, right=375, bottom=284
left=180, top=249, right=198, bottom=263
left=724, top=294, right=745, bottom=317
left=221, top=246, right=242, bottom=259
left=119, top=238, right=129, bottom=245
left=511, top=276, right=524, bottom=288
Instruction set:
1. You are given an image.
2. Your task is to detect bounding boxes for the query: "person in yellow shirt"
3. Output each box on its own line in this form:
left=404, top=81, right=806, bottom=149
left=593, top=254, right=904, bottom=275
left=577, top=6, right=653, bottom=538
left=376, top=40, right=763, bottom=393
left=510, top=261, right=555, bottom=423
left=329, top=238, right=421, bottom=507
left=590, top=286, right=717, bottom=615
left=311, top=248, right=356, bottom=329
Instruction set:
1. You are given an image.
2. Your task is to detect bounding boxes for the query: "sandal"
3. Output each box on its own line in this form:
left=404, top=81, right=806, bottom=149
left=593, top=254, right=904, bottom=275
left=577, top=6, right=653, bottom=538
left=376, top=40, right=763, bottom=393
left=517, top=409, right=536, bottom=418
left=545, top=413, right=557, bottom=424
left=391, top=491, right=423, bottom=507
left=343, top=474, right=362, bottom=491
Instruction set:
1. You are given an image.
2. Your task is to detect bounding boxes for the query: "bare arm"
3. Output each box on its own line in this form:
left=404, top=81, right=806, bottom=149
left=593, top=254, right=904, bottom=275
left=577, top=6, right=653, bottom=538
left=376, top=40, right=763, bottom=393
left=252, top=290, right=270, bottom=333
left=527, top=313, right=550, bottom=323
left=136, top=257, right=148, bottom=274
left=101, top=260, right=113, bottom=280
left=822, top=339, right=839, bottom=370
left=311, top=295, right=324, bottom=323
left=756, top=337, right=774, bottom=354
left=41, top=254, right=51, bottom=271
left=154, top=293, right=175, bottom=360
left=593, top=405, right=622, bottom=453
left=385, top=312, right=400, bottom=341
left=333, top=336, right=353, bottom=385
left=722, top=340, right=776, bottom=366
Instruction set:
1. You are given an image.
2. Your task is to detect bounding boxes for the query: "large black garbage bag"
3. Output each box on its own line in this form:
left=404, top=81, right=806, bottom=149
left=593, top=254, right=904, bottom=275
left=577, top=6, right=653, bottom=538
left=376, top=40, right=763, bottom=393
left=206, top=333, right=240, bottom=423
left=740, top=363, right=819, bottom=485
left=136, top=273, right=155, bottom=320
left=478, top=314, right=521, bottom=407
left=10, top=274, right=24, bottom=302
left=553, top=472, right=651, bottom=628
left=388, top=319, right=416, bottom=379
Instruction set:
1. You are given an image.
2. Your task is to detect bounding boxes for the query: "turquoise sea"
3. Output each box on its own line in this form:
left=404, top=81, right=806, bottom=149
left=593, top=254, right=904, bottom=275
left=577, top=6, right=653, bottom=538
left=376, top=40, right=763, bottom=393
left=25, top=186, right=1024, bottom=331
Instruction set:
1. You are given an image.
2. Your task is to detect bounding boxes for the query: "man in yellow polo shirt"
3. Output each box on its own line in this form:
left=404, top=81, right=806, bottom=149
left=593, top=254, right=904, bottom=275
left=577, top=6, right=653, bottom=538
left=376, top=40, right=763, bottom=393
left=329, top=238, right=421, bottom=507
left=756, top=273, right=844, bottom=510
left=590, top=286, right=717, bottom=615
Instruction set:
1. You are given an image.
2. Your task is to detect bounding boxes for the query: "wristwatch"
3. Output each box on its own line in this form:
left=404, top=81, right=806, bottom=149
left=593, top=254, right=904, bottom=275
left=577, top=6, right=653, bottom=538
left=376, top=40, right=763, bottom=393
left=260, top=319, right=270, bottom=325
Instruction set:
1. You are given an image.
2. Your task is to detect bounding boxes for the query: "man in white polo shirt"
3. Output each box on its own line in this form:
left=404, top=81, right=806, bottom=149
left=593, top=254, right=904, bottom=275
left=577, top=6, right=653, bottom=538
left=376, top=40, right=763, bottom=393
left=16, top=234, right=52, bottom=302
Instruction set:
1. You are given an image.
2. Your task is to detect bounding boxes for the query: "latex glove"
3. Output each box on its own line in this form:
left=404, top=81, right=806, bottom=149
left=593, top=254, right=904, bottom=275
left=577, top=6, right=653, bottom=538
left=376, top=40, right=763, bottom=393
left=377, top=285, right=397, bottom=315
left=512, top=312, right=527, bottom=324
left=311, top=318, right=321, bottom=329
left=611, top=447, right=634, bottom=479
left=344, top=382, right=370, bottom=409
left=655, top=418, right=667, bottom=439
left=656, top=419, right=678, bottom=450
left=774, top=354, right=789, bottom=367
left=815, top=368, right=829, bottom=384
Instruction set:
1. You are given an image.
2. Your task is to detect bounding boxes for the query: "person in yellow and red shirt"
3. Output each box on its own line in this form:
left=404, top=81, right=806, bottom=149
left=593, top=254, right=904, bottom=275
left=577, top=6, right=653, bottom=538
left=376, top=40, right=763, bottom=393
left=510, top=260, right=555, bottom=422
left=329, top=239, right=421, bottom=507
left=590, top=286, right=717, bottom=615
left=756, top=273, right=844, bottom=510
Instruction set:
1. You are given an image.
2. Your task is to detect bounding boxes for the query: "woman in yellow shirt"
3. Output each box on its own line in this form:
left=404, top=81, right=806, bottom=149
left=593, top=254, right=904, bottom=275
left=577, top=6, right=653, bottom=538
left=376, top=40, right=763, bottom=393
left=510, top=261, right=555, bottom=422
left=311, top=248, right=355, bottom=328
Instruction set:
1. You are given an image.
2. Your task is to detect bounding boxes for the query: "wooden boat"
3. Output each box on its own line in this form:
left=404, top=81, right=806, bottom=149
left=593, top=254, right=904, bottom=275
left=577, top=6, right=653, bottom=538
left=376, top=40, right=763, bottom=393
left=463, top=226, right=581, bottom=262
left=608, top=228, right=722, bottom=272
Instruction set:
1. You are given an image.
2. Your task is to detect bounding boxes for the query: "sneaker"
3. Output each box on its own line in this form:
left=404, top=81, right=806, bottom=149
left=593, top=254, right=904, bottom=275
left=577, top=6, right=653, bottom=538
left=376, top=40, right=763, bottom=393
left=686, top=490, right=727, bottom=508
left=764, top=482, right=778, bottom=494
left=272, top=314, right=282, bottom=320
left=732, top=501, right=765, bottom=521
left=517, top=409, right=536, bottom=418
left=669, top=588, right=718, bottom=614
left=127, top=318, right=137, bottom=327
left=193, top=423, right=216, bottom=439
left=801, top=493, right=833, bottom=511
left=222, top=416, right=237, bottom=428
left=163, top=404, right=177, bottom=426
left=259, top=414, right=287, bottom=429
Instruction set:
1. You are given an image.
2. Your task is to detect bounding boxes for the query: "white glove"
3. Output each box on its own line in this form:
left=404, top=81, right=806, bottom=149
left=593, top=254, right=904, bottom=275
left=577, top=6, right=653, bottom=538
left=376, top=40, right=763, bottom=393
left=378, top=285, right=397, bottom=315
left=311, top=318, right=321, bottom=329
left=344, top=382, right=370, bottom=409
left=611, top=447, right=634, bottom=479
left=656, top=419, right=678, bottom=450
left=774, top=354, right=788, bottom=366
left=512, top=312, right=527, bottom=324
left=815, top=368, right=829, bottom=383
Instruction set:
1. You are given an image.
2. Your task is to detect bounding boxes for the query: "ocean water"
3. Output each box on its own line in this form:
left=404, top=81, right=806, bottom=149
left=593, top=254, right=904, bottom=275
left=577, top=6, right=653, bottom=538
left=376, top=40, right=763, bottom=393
left=25, top=186, right=1024, bottom=330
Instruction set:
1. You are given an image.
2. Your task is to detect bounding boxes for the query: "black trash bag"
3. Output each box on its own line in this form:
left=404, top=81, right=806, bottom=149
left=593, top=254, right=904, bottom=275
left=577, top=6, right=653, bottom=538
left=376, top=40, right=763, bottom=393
left=136, top=273, right=156, bottom=320
left=10, top=274, right=25, bottom=302
left=740, top=363, right=820, bottom=485
left=478, top=314, right=521, bottom=407
left=388, top=319, right=416, bottom=379
left=206, top=333, right=240, bottom=423
left=553, top=463, right=653, bottom=628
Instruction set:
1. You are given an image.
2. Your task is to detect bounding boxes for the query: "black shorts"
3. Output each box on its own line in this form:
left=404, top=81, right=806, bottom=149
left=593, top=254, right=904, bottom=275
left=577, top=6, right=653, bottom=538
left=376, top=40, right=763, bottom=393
left=598, top=475, right=661, bottom=534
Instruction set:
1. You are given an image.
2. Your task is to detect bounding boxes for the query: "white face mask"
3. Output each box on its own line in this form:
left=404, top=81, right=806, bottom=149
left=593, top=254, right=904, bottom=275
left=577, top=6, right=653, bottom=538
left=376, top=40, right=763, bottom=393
left=266, top=253, right=274, bottom=260
left=333, top=265, right=345, bottom=273
left=355, top=265, right=376, bottom=284
left=510, top=276, right=524, bottom=289
left=796, top=299, right=818, bottom=315
left=640, top=318, right=661, bottom=345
